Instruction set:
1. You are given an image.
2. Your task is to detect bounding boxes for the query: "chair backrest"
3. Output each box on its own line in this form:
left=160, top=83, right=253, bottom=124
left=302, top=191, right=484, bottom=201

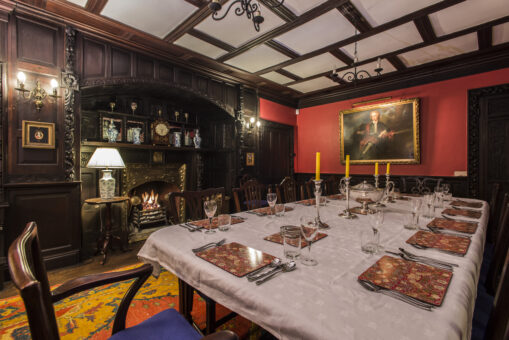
left=232, top=179, right=265, bottom=212
left=168, top=188, right=226, bottom=223
left=485, top=245, right=509, bottom=340
left=490, top=182, right=501, bottom=220
left=8, top=222, right=60, bottom=340
left=277, top=177, right=297, bottom=203
left=494, top=193, right=509, bottom=242
left=324, top=175, right=341, bottom=195
left=400, top=177, right=442, bottom=194
left=487, top=202, right=509, bottom=294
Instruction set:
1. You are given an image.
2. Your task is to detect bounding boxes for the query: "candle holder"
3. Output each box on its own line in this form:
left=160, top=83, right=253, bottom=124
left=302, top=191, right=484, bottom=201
left=338, top=177, right=357, bottom=219
left=313, top=180, right=329, bottom=229
left=372, top=174, right=385, bottom=208
left=383, top=174, right=395, bottom=203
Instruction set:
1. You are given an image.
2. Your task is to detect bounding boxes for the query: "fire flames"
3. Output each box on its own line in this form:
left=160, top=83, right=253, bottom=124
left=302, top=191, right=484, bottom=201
left=141, top=190, right=160, bottom=210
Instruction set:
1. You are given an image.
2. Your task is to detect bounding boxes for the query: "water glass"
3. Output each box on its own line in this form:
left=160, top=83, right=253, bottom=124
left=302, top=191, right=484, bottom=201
left=275, top=203, right=285, bottom=217
left=267, top=193, right=277, bottom=217
left=280, top=225, right=301, bottom=260
left=403, top=213, right=416, bottom=230
left=369, top=209, right=384, bottom=252
left=360, top=227, right=379, bottom=254
left=217, top=214, right=231, bottom=232
left=423, top=194, right=435, bottom=218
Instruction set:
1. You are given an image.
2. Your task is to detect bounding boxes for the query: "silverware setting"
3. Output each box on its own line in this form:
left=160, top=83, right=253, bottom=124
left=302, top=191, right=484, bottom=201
left=386, top=250, right=453, bottom=271
left=451, top=205, right=480, bottom=212
left=441, top=214, right=477, bottom=224
left=248, top=260, right=284, bottom=281
left=192, top=238, right=226, bottom=253
left=358, top=280, right=433, bottom=311
left=255, top=261, right=296, bottom=285
left=399, top=248, right=458, bottom=268
left=246, top=258, right=281, bottom=280
left=179, top=224, right=202, bottom=232
left=408, top=243, right=465, bottom=257
left=245, top=211, right=265, bottom=217
left=425, top=225, right=472, bottom=238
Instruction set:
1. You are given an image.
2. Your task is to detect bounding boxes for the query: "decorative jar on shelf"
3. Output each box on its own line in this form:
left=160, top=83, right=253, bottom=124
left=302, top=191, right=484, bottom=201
left=107, top=120, right=119, bottom=143
left=184, top=131, right=192, bottom=146
left=132, top=127, right=142, bottom=145
left=173, top=132, right=182, bottom=147
left=193, top=129, right=202, bottom=149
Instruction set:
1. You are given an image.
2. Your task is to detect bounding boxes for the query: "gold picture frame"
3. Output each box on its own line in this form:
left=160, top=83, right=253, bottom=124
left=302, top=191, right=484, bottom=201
left=22, top=120, right=55, bottom=149
left=339, top=98, right=420, bottom=164
left=246, top=152, right=255, bottom=166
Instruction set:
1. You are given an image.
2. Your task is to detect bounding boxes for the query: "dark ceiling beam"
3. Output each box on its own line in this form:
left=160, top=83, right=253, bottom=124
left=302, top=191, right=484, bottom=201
left=265, top=40, right=299, bottom=58
left=329, top=48, right=354, bottom=66
left=184, top=0, right=207, bottom=7
left=163, top=0, right=227, bottom=43
left=478, top=26, right=492, bottom=50
left=284, top=15, right=509, bottom=86
left=20, top=0, right=46, bottom=6
left=259, top=0, right=297, bottom=22
left=414, top=16, right=436, bottom=43
left=217, top=0, right=350, bottom=62
left=387, top=56, right=406, bottom=71
left=253, top=0, right=466, bottom=75
left=85, top=0, right=108, bottom=14
left=276, top=69, right=301, bottom=81
left=337, top=1, right=371, bottom=33
left=187, top=28, right=235, bottom=52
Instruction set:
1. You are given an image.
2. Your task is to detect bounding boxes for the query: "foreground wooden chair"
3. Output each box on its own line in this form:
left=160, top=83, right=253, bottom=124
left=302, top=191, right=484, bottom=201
left=487, top=201, right=509, bottom=294
left=485, top=245, right=509, bottom=340
left=276, top=176, right=297, bottom=203
left=167, top=187, right=226, bottom=224
left=8, top=222, right=237, bottom=340
left=488, top=183, right=502, bottom=243
left=232, top=179, right=267, bottom=212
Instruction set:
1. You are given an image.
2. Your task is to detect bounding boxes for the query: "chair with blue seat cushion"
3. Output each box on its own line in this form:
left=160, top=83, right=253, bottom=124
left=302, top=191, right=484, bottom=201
left=7, top=221, right=238, bottom=340
left=233, top=179, right=268, bottom=212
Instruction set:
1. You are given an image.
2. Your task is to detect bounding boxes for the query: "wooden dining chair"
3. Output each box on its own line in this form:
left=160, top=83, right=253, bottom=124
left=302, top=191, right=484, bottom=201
left=488, top=189, right=506, bottom=244
left=484, top=245, right=509, bottom=340
left=324, top=175, right=341, bottom=195
left=232, top=179, right=266, bottom=212
left=400, top=177, right=442, bottom=194
left=7, top=222, right=237, bottom=340
left=167, top=187, right=226, bottom=223
left=276, top=176, right=297, bottom=203
left=486, top=202, right=509, bottom=295
left=488, top=183, right=501, bottom=230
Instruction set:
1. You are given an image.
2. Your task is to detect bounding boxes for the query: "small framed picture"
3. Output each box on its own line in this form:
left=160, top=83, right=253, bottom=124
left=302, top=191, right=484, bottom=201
left=126, top=119, right=146, bottom=143
left=246, top=152, right=255, bottom=166
left=22, top=120, right=55, bottom=149
left=101, top=115, right=123, bottom=142
left=152, top=151, right=164, bottom=164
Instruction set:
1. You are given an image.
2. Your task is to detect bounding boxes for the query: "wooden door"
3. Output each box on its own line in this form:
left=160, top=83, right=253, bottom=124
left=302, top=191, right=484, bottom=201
left=258, top=120, right=294, bottom=185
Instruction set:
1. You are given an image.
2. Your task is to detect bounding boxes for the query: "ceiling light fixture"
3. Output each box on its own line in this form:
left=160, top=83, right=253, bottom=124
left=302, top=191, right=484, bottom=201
left=331, top=29, right=383, bottom=85
left=209, top=0, right=284, bottom=32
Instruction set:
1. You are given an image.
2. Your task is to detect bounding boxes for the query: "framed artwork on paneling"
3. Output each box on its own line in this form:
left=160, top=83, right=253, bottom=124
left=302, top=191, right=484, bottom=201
left=22, top=120, right=55, bottom=149
left=246, top=152, right=255, bottom=166
left=340, top=98, right=420, bottom=164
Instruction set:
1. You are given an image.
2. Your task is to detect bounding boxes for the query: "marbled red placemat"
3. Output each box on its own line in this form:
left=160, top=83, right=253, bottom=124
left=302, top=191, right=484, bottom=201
left=251, top=206, right=294, bottom=215
left=406, top=230, right=471, bottom=255
left=327, top=194, right=344, bottom=200
left=358, top=255, right=453, bottom=306
left=428, top=218, right=478, bottom=234
left=443, top=208, right=482, bottom=219
left=263, top=226, right=328, bottom=248
left=450, top=200, right=483, bottom=209
left=189, top=216, right=245, bottom=229
left=195, top=242, right=275, bottom=277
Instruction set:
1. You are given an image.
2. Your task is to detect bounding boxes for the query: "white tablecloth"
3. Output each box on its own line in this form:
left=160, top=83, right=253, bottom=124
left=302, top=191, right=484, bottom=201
left=138, top=197, right=488, bottom=340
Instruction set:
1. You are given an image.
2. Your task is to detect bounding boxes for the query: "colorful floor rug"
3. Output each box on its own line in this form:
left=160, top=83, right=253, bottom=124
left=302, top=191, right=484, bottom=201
left=0, top=264, right=261, bottom=339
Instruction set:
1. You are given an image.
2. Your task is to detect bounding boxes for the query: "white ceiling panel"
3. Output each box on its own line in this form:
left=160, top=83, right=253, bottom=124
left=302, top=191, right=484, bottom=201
left=493, top=22, right=509, bottom=45
left=274, top=10, right=355, bottom=54
left=283, top=53, right=347, bottom=78
left=225, top=44, right=290, bottom=73
left=195, top=2, right=285, bottom=47
left=260, top=71, right=294, bottom=85
left=340, top=22, right=423, bottom=61
left=101, top=0, right=197, bottom=38
left=398, top=33, right=478, bottom=67
left=283, top=0, right=328, bottom=16
left=67, top=0, right=87, bottom=7
left=288, top=77, right=337, bottom=93
left=350, top=0, right=441, bottom=27
left=174, top=34, right=227, bottom=59
left=337, top=59, right=397, bottom=81
left=429, top=0, right=509, bottom=36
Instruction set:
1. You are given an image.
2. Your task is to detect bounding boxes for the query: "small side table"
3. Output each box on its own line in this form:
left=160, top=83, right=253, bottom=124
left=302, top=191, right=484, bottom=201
left=84, top=196, right=129, bottom=265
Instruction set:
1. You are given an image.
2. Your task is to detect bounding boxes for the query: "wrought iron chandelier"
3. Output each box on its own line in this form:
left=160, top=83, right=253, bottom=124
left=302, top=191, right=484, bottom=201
left=209, top=0, right=285, bottom=32
left=331, top=29, right=383, bottom=84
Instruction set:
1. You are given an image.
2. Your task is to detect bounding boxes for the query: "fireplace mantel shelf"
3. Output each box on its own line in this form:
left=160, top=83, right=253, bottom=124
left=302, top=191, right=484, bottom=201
left=82, top=141, right=232, bottom=153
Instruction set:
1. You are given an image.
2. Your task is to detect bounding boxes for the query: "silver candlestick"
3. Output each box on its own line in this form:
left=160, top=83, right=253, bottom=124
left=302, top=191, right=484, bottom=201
left=339, top=177, right=357, bottom=219
left=372, top=174, right=385, bottom=208
left=313, top=180, right=329, bottom=229
left=384, top=173, right=395, bottom=203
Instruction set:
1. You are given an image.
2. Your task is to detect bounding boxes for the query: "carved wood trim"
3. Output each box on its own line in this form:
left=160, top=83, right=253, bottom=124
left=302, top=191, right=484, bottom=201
left=467, top=83, right=509, bottom=198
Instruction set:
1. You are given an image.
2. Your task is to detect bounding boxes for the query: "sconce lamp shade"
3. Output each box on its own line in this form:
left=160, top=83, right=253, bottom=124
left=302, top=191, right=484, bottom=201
left=87, top=148, right=125, bottom=169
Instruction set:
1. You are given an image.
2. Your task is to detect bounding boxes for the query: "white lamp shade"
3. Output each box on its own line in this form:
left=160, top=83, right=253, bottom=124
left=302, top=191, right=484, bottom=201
left=87, top=148, right=125, bottom=169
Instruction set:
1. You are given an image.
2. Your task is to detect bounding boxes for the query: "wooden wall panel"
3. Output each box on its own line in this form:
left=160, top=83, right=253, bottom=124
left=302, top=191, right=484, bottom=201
left=209, top=80, right=223, bottom=104
left=196, top=76, right=208, bottom=94
left=136, top=56, right=154, bottom=79
left=159, top=63, right=173, bottom=82
left=175, top=68, right=192, bottom=88
left=16, top=18, right=57, bottom=67
left=111, top=48, right=131, bottom=78
left=82, top=38, right=106, bottom=79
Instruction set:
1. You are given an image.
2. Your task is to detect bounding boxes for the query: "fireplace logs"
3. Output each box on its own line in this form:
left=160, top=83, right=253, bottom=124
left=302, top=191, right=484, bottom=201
left=131, top=190, right=168, bottom=229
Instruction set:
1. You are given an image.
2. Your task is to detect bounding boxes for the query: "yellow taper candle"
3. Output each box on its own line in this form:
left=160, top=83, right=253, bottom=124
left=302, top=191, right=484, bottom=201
left=386, top=162, right=390, bottom=175
left=315, top=152, right=321, bottom=181
left=375, top=162, right=379, bottom=176
left=345, top=155, right=350, bottom=178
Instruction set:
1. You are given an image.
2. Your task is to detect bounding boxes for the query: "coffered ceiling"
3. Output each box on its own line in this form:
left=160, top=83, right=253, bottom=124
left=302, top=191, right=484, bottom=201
left=14, top=0, right=509, bottom=104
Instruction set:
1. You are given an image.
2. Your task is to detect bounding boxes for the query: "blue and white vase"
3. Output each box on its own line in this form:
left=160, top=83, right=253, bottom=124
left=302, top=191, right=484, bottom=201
left=132, top=127, right=142, bottom=144
left=107, top=120, right=119, bottom=143
left=174, top=132, right=182, bottom=147
left=193, top=129, right=202, bottom=149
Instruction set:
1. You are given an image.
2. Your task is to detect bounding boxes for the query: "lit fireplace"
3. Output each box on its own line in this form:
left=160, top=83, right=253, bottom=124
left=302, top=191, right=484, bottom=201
left=142, top=190, right=160, bottom=211
left=132, top=189, right=168, bottom=229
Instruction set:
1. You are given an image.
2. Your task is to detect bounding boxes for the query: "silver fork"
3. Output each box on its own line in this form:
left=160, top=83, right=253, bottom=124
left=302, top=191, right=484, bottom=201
left=358, top=280, right=433, bottom=311
left=400, top=247, right=460, bottom=266
left=192, top=238, right=226, bottom=253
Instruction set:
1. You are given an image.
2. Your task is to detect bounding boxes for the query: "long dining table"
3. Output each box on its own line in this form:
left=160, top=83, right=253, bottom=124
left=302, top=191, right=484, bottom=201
left=137, top=195, right=488, bottom=340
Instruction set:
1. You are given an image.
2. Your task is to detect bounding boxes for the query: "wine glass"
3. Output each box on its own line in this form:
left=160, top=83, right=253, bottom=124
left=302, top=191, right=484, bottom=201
left=423, top=194, right=435, bottom=218
left=408, top=199, right=421, bottom=229
left=203, top=200, right=217, bottom=234
left=369, top=209, right=384, bottom=252
left=267, top=193, right=277, bottom=218
left=300, top=215, right=318, bottom=266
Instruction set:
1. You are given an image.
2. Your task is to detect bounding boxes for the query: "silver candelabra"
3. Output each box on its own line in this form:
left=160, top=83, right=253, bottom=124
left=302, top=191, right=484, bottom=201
left=339, top=177, right=357, bottom=219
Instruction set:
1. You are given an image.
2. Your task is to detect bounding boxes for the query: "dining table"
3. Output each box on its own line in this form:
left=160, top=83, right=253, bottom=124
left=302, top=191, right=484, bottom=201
left=137, top=194, right=488, bottom=340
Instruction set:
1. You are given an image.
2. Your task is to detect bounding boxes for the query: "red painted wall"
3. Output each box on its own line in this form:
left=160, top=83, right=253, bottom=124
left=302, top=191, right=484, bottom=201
left=295, top=67, right=509, bottom=176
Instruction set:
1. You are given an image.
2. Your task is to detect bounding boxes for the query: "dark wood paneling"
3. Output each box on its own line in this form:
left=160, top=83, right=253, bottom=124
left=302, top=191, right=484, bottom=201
left=258, top=120, right=294, bottom=185
left=111, top=48, right=131, bottom=77
left=6, top=182, right=81, bottom=270
left=209, top=80, right=223, bottom=104
left=16, top=17, right=57, bottom=66
left=175, top=68, right=192, bottom=88
left=136, top=55, right=154, bottom=79
left=225, top=84, right=238, bottom=116
left=0, top=21, right=7, bottom=62
left=159, top=63, right=173, bottom=82
left=196, top=75, right=208, bottom=94
left=242, top=88, right=259, bottom=117
left=82, top=38, right=106, bottom=79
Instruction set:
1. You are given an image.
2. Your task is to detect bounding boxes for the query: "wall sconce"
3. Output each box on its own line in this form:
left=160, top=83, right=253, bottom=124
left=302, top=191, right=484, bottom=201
left=245, top=116, right=261, bottom=130
left=15, top=71, right=61, bottom=112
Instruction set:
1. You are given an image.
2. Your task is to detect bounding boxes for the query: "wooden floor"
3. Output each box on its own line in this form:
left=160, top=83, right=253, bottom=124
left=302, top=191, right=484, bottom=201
left=0, top=242, right=145, bottom=299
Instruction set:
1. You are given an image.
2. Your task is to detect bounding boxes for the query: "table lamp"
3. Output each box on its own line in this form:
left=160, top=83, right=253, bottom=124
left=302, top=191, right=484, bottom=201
left=87, top=148, right=125, bottom=199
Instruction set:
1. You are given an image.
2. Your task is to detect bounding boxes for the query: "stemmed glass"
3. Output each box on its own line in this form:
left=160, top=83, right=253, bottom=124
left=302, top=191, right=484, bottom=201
left=369, top=209, right=384, bottom=252
left=423, top=194, right=435, bottom=218
left=203, top=200, right=217, bottom=234
left=267, top=193, right=277, bottom=218
left=408, top=199, right=421, bottom=229
left=300, top=215, right=318, bottom=266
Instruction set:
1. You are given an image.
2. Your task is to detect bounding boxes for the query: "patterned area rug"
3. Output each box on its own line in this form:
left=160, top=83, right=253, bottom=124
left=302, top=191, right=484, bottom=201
left=0, top=264, right=261, bottom=339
